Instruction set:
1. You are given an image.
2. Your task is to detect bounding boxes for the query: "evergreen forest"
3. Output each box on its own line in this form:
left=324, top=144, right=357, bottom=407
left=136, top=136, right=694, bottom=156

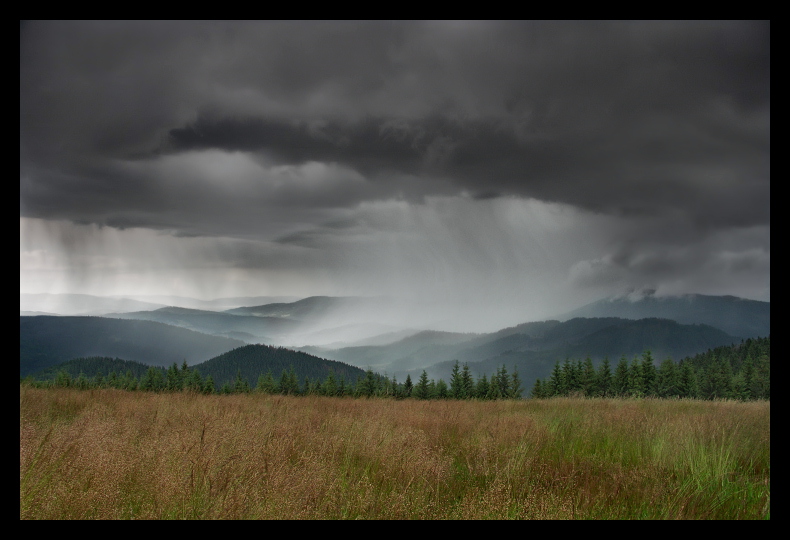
left=22, top=337, right=768, bottom=401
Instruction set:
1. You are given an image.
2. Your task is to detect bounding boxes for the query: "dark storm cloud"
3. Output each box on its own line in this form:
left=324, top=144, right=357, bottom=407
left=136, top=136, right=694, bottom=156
left=21, top=20, right=769, bottom=235
left=20, top=21, right=769, bottom=309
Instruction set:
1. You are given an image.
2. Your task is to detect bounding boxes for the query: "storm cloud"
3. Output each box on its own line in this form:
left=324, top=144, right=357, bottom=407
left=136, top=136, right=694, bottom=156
left=20, top=21, right=770, bottom=326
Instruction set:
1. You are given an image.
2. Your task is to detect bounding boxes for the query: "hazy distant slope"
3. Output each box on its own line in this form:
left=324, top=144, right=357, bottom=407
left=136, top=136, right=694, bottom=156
left=120, top=295, right=302, bottom=311
left=20, top=316, right=245, bottom=377
left=557, top=293, right=769, bottom=338
left=105, top=307, right=302, bottom=342
left=299, top=330, right=479, bottom=371
left=225, top=295, right=382, bottom=321
left=20, top=293, right=167, bottom=316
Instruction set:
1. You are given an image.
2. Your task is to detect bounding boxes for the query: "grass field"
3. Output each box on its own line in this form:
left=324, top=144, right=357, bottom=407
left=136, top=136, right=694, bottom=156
left=20, top=386, right=769, bottom=519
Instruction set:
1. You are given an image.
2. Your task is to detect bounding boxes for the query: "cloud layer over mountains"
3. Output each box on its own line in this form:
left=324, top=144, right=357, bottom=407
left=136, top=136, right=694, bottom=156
left=20, top=21, right=769, bottom=327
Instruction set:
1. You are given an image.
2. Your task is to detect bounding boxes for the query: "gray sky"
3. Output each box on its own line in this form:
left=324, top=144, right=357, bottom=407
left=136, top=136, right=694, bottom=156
left=20, top=21, right=770, bottom=330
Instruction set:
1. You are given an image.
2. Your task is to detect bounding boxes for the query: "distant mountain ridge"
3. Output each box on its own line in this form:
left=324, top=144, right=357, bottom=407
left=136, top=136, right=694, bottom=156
left=104, top=307, right=302, bottom=343
left=20, top=293, right=167, bottom=316
left=20, top=316, right=245, bottom=377
left=307, top=316, right=742, bottom=392
left=556, top=293, right=769, bottom=338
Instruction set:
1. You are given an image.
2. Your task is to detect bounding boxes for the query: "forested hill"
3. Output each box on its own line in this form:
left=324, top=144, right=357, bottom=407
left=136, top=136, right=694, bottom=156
left=20, top=316, right=244, bottom=377
left=558, top=293, right=769, bottom=339
left=192, top=344, right=367, bottom=388
left=421, top=317, right=742, bottom=394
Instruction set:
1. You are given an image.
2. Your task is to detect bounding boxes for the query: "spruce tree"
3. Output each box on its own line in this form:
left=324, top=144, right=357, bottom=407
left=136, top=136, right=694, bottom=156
left=596, top=357, right=612, bottom=397
left=509, top=366, right=524, bottom=399
left=435, top=379, right=449, bottom=399
left=548, top=361, right=563, bottom=397
left=449, top=361, right=463, bottom=399
left=640, top=351, right=657, bottom=397
left=461, top=364, right=475, bottom=399
left=166, top=363, right=182, bottom=391
left=404, top=374, right=413, bottom=397
left=54, top=369, right=71, bottom=388
left=530, top=378, right=545, bottom=399
left=234, top=370, right=250, bottom=393
left=656, top=357, right=679, bottom=398
left=613, top=356, right=630, bottom=397
left=581, top=356, right=596, bottom=396
left=628, top=356, right=645, bottom=397
left=562, top=359, right=578, bottom=395
left=414, top=370, right=430, bottom=400
left=323, top=370, right=338, bottom=397
left=188, top=369, right=204, bottom=393
left=496, top=365, right=511, bottom=398
left=476, top=373, right=490, bottom=400
left=677, top=360, right=698, bottom=399
left=203, top=375, right=216, bottom=394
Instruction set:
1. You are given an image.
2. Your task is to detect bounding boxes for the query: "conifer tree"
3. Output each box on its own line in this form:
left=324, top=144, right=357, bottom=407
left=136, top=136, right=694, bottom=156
left=548, top=361, right=563, bottom=397
left=435, top=379, right=449, bottom=399
left=509, top=366, right=524, bottom=399
left=461, top=364, right=474, bottom=399
left=54, top=369, right=72, bottom=388
left=425, top=378, right=435, bottom=398
left=475, top=373, right=490, bottom=400
left=449, top=361, right=463, bottom=399
left=613, top=356, right=630, bottom=397
left=123, top=370, right=138, bottom=391
left=628, top=356, right=645, bottom=397
left=323, top=370, right=338, bottom=397
left=75, top=372, right=89, bottom=390
left=656, top=357, right=679, bottom=398
left=360, top=368, right=378, bottom=397
left=677, top=360, right=698, bottom=399
left=581, top=356, right=596, bottom=396
left=234, top=370, right=250, bottom=393
left=404, top=374, right=413, bottom=397
left=496, top=365, right=511, bottom=398
left=640, top=351, right=657, bottom=397
left=166, top=363, right=182, bottom=391
left=414, top=370, right=430, bottom=400
left=188, top=369, right=204, bottom=393
left=562, top=359, right=578, bottom=395
left=530, top=378, right=545, bottom=399
left=203, top=374, right=216, bottom=394
left=141, top=366, right=164, bottom=392
left=596, top=357, right=612, bottom=397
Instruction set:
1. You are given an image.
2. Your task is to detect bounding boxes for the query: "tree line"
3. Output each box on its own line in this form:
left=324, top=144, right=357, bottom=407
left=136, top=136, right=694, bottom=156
left=21, top=337, right=769, bottom=401
left=22, top=359, right=526, bottom=400
left=530, top=336, right=769, bottom=400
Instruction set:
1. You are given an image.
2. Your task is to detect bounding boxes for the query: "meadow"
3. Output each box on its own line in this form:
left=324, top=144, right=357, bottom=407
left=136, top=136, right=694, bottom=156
left=20, top=386, right=769, bottom=519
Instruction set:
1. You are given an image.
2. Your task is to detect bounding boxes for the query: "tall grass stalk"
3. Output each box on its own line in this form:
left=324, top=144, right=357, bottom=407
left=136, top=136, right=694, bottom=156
left=20, top=387, right=769, bottom=519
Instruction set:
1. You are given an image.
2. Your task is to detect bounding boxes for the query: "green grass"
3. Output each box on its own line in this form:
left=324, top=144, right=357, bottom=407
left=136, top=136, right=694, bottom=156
left=20, top=387, right=769, bottom=519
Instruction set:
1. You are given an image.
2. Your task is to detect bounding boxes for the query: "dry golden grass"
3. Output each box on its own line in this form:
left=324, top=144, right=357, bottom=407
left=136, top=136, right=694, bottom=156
left=20, top=387, right=769, bottom=519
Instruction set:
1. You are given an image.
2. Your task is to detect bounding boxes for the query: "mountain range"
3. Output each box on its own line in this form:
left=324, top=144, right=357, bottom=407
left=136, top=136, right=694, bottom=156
left=20, top=292, right=768, bottom=390
left=20, top=316, right=245, bottom=377
left=556, top=292, right=769, bottom=339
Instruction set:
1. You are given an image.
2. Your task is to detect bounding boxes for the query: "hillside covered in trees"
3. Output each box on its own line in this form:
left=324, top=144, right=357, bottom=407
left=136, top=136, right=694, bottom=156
left=530, top=336, right=769, bottom=400
left=20, top=316, right=244, bottom=377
